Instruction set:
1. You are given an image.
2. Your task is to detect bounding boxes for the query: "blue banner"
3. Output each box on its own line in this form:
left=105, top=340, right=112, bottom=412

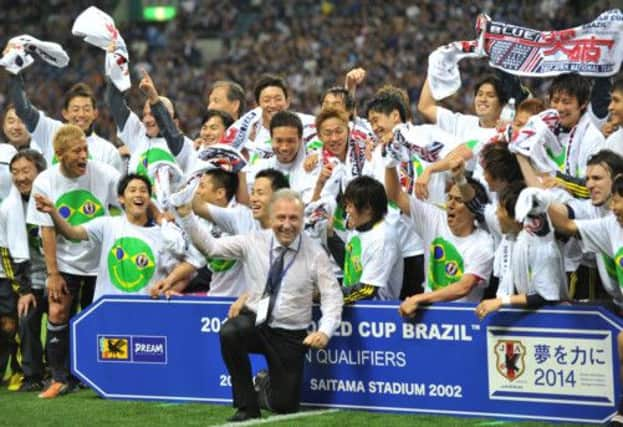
left=71, top=296, right=622, bottom=424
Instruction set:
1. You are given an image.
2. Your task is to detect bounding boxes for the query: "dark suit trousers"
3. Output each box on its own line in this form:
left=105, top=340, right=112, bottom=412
left=219, top=309, right=308, bottom=414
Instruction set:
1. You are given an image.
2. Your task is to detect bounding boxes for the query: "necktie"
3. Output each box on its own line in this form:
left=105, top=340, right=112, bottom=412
left=265, top=246, right=287, bottom=323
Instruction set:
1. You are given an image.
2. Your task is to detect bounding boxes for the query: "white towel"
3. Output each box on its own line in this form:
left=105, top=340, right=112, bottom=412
left=509, top=109, right=562, bottom=174
left=196, top=144, right=247, bottom=173
left=0, top=186, right=29, bottom=261
left=304, top=197, right=336, bottom=244
left=427, top=40, right=485, bottom=100
left=147, top=160, right=184, bottom=210
left=0, top=34, right=69, bottom=74
left=72, top=6, right=131, bottom=91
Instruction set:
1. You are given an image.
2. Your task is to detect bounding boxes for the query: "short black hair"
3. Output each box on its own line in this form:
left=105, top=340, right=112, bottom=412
left=205, top=169, right=239, bottom=202
left=498, top=180, right=527, bottom=220
left=343, top=176, right=388, bottom=224
left=587, top=149, right=623, bottom=178
left=117, top=173, right=153, bottom=197
left=9, top=149, right=47, bottom=173
left=211, top=80, right=246, bottom=118
left=365, top=92, right=407, bottom=123
left=480, top=142, right=522, bottom=184
left=202, top=109, right=235, bottom=130
left=474, top=75, right=508, bottom=107
left=269, top=110, right=303, bottom=139
left=253, top=74, right=289, bottom=104
left=548, top=73, right=592, bottom=108
left=64, top=82, right=97, bottom=110
left=613, top=76, right=623, bottom=94
left=255, top=168, right=290, bottom=192
left=321, top=86, right=355, bottom=112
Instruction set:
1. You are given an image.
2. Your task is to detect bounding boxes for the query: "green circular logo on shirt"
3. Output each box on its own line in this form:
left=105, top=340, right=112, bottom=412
left=343, top=235, right=363, bottom=287
left=56, top=190, right=104, bottom=225
left=135, top=148, right=177, bottom=178
left=207, top=257, right=236, bottom=273
left=428, top=237, right=464, bottom=290
left=107, top=237, right=156, bottom=293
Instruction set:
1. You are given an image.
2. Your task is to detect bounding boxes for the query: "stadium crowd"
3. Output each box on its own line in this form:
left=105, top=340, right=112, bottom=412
left=2, top=0, right=623, bottom=424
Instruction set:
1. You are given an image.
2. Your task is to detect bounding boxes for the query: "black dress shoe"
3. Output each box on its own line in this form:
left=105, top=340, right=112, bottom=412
left=227, top=410, right=261, bottom=422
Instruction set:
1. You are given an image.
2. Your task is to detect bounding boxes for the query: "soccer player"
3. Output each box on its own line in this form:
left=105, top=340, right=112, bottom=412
left=34, top=173, right=201, bottom=301
left=26, top=124, right=120, bottom=398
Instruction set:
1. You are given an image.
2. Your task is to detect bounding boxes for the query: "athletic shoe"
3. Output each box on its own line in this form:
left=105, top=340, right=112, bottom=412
left=17, top=379, right=44, bottom=392
left=610, top=414, right=623, bottom=426
left=38, top=381, right=70, bottom=399
left=7, top=372, right=23, bottom=391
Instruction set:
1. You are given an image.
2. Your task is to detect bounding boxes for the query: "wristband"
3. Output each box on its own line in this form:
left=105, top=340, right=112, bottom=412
left=501, top=295, right=511, bottom=306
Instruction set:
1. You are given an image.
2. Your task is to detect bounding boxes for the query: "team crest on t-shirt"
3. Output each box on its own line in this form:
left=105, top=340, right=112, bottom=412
left=343, top=235, right=363, bottom=287
left=56, top=189, right=105, bottom=225
left=613, top=248, right=623, bottom=287
left=107, top=237, right=156, bottom=292
left=428, top=237, right=464, bottom=290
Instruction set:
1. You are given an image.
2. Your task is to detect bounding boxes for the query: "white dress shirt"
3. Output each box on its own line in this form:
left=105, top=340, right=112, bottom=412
left=179, top=214, right=343, bottom=338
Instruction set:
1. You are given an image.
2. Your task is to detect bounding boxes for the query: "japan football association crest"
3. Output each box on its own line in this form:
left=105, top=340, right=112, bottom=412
left=494, top=339, right=526, bottom=381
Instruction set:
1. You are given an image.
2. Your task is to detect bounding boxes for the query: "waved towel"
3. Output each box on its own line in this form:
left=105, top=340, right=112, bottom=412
left=427, top=40, right=485, bottom=100
left=196, top=144, right=247, bottom=173
left=72, top=6, right=131, bottom=91
left=0, top=34, right=69, bottom=74
left=509, top=109, right=562, bottom=174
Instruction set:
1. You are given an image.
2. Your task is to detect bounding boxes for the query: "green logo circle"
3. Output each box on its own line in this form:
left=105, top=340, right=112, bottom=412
left=207, top=257, right=236, bottom=273
left=56, top=190, right=105, bottom=225
left=428, top=237, right=464, bottom=290
left=343, top=235, right=362, bottom=287
left=107, top=237, right=156, bottom=292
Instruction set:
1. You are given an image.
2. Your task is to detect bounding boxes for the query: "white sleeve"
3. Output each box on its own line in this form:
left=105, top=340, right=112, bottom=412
left=463, top=234, right=494, bottom=281
left=435, top=107, right=460, bottom=136
left=408, top=195, right=444, bottom=243
left=183, top=242, right=207, bottom=269
left=30, top=111, right=62, bottom=155
left=178, top=213, right=247, bottom=259
left=83, top=216, right=108, bottom=245
left=26, top=175, right=53, bottom=227
left=314, top=247, right=343, bottom=338
left=576, top=216, right=613, bottom=255
left=117, top=111, right=144, bottom=153
left=207, top=204, right=255, bottom=235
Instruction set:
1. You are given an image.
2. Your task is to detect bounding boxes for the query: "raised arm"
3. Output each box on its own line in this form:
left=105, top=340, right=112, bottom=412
left=384, top=166, right=411, bottom=215
left=7, top=74, right=40, bottom=132
left=34, top=194, right=88, bottom=241
left=105, top=77, right=131, bottom=131
left=417, top=78, right=438, bottom=124
left=139, top=69, right=185, bottom=156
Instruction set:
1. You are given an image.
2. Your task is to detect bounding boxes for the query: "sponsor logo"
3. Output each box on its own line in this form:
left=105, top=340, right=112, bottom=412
left=97, top=335, right=166, bottom=364
left=98, top=336, right=130, bottom=361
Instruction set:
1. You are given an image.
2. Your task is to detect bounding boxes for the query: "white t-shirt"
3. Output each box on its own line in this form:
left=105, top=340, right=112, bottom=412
left=247, top=155, right=316, bottom=204
left=556, top=114, right=605, bottom=177
left=26, top=161, right=120, bottom=275
left=436, top=107, right=498, bottom=146
left=118, top=112, right=194, bottom=176
left=0, top=144, right=17, bottom=201
left=83, top=216, right=197, bottom=301
left=576, top=211, right=623, bottom=307
left=206, top=203, right=260, bottom=235
left=342, top=219, right=403, bottom=300
left=606, top=128, right=623, bottom=158
left=494, top=233, right=568, bottom=301
left=194, top=216, right=247, bottom=297
left=0, top=197, right=46, bottom=288
left=408, top=195, right=494, bottom=301
left=31, top=111, right=123, bottom=173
